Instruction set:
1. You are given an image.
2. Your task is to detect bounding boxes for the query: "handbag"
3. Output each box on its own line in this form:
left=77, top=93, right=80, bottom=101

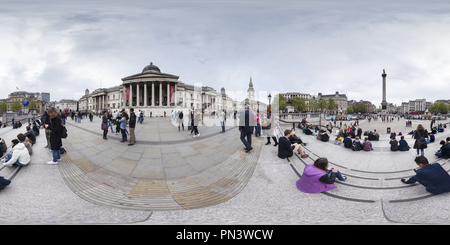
left=262, top=123, right=271, bottom=130
left=101, top=123, right=108, bottom=131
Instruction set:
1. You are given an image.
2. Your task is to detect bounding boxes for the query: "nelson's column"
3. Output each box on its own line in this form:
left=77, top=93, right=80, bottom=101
left=381, top=69, right=387, bottom=114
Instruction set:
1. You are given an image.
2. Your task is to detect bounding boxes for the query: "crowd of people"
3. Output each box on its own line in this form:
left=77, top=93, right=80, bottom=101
left=274, top=118, right=450, bottom=196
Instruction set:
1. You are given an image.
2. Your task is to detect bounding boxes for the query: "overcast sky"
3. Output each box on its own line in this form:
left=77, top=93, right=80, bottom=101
left=1, top=0, right=450, bottom=107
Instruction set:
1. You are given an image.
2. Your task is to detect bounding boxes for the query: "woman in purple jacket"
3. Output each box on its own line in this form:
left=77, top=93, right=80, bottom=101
left=297, top=158, right=347, bottom=193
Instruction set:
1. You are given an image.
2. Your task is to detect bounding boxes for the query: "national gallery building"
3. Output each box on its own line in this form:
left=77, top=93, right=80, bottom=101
left=78, top=62, right=263, bottom=116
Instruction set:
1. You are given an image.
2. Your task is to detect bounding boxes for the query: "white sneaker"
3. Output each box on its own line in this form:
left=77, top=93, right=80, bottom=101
left=198, top=133, right=200, bottom=137
left=47, top=161, right=58, bottom=165
left=3, top=162, right=12, bottom=167
left=193, top=135, right=198, bottom=137
left=1, top=159, right=7, bottom=163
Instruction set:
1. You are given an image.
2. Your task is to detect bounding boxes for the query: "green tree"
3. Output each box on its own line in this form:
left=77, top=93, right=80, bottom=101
left=326, top=98, right=338, bottom=113
left=346, top=107, right=354, bottom=114
left=29, top=99, right=36, bottom=110
left=272, top=94, right=287, bottom=112
left=436, top=102, right=448, bottom=114
left=318, top=98, right=328, bottom=113
left=352, top=103, right=366, bottom=113
left=292, top=97, right=307, bottom=112
left=11, top=100, right=22, bottom=112
left=308, top=100, right=317, bottom=112
left=429, top=102, right=449, bottom=114
left=0, top=101, right=6, bottom=112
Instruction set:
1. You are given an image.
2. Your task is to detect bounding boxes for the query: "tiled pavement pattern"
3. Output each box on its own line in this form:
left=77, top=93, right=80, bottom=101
left=58, top=121, right=261, bottom=210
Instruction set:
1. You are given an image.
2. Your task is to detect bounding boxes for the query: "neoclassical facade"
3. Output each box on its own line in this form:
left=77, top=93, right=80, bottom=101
left=78, top=62, right=239, bottom=116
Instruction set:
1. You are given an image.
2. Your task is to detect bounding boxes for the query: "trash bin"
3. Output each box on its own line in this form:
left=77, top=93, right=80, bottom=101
left=387, top=127, right=391, bottom=134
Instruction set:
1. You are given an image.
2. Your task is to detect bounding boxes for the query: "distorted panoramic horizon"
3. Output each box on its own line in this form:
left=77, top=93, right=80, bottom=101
left=1, top=0, right=450, bottom=106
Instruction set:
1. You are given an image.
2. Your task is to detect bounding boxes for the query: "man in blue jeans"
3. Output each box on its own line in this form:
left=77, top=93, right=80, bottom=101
left=401, top=156, right=450, bottom=194
left=239, top=105, right=255, bottom=153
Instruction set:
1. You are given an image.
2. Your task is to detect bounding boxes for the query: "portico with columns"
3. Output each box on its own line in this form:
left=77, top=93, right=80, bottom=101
left=121, top=62, right=180, bottom=116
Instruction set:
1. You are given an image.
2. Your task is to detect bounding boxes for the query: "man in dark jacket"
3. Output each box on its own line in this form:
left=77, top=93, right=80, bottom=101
left=402, top=156, right=450, bottom=194
left=436, top=141, right=450, bottom=159
left=288, top=128, right=304, bottom=145
left=239, top=105, right=254, bottom=152
left=128, top=108, right=137, bottom=146
left=343, top=135, right=352, bottom=148
left=178, top=110, right=184, bottom=131
left=40, top=108, right=52, bottom=149
left=278, top=129, right=308, bottom=159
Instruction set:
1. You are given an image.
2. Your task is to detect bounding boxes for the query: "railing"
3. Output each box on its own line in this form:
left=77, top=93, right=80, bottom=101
left=278, top=113, right=320, bottom=120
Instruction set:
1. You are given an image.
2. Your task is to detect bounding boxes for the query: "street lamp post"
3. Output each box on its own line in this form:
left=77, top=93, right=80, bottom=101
left=319, top=98, right=323, bottom=129
left=202, top=89, right=205, bottom=122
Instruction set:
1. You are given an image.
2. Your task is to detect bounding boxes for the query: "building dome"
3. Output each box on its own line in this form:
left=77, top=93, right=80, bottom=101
left=142, top=62, right=161, bottom=73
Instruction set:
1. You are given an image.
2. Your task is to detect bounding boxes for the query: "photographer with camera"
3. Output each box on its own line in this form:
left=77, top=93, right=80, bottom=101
left=401, top=156, right=450, bottom=194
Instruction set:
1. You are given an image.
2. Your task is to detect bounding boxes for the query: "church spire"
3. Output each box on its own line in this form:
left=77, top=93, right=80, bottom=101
left=247, top=76, right=255, bottom=100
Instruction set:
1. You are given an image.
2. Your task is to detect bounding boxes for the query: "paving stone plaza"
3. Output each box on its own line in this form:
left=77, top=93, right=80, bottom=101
left=1, top=113, right=450, bottom=225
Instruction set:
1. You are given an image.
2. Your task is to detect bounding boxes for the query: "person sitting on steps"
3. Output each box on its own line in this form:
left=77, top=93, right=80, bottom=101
left=278, top=129, right=308, bottom=159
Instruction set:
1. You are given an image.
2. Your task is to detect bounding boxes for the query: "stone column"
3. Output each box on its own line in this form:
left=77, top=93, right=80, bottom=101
left=129, top=83, right=133, bottom=107
left=144, top=82, right=147, bottom=107
left=183, top=89, right=186, bottom=108
left=152, top=82, right=155, bottom=107
left=381, top=69, right=387, bottom=110
left=159, top=82, right=162, bottom=107
left=167, top=83, right=170, bottom=106
left=174, top=84, right=178, bottom=107
left=136, top=82, right=140, bottom=107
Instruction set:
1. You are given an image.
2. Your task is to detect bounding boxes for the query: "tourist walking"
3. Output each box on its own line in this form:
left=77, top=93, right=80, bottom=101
left=263, top=109, right=278, bottom=146
left=189, top=109, right=195, bottom=135
left=45, top=107, right=63, bottom=165
left=128, top=108, right=136, bottom=145
left=192, top=110, right=200, bottom=137
left=108, top=110, right=114, bottom=132
left=178, top=110, right=184, bottom=131
left=413, top=124, right=428, bottom=157
left=219, top=109, right=226, bottom=133
left=41, top=108, right=52, bottom=149
left=239, top=104, right=254, bottom=152
left=102, top=110, right=109, bottom=140
left=119, top=109, right=128, bottom=142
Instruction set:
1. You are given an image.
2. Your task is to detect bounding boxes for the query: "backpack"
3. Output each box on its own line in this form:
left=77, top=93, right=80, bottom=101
left=60, top=125, right=68, bottom=139
left=417, top=131, right=426, bottom=148
left=351, top=141, right=361, bottom=151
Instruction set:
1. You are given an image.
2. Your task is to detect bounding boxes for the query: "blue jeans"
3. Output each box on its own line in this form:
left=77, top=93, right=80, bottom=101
left=221, top=121, right=225, bottom=132
left=328, top=170, right=345, bottom=181
left=121, top=128, right=127, bottom=141
left=108, top=121, right=114, bottom=132
left=5, top=153, right=26, bottom=166
left=52, top=150, right=61, bottom=162
left=240, top=131, right=252, bottom=150
left=255, top=123, right=261, bottom=137
left=417, top=149, right=424, bottom=156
